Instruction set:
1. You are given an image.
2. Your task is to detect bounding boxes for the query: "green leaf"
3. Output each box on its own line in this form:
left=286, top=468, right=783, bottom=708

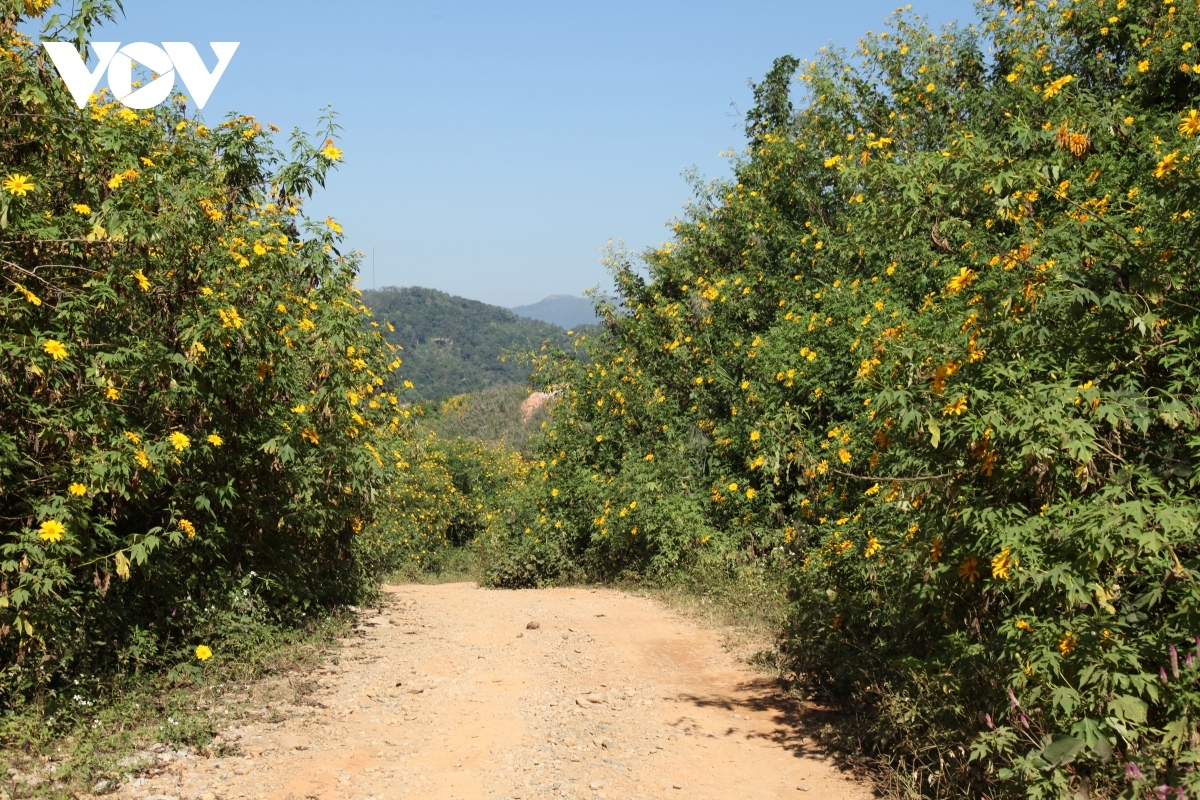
left=1039, top=736, right=1085, bottom=767
left=1106, top=695, right=1147, bottom=725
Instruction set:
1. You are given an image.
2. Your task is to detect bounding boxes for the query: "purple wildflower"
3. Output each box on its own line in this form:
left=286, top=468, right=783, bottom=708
left=1160, top=666, right=1169, bottom=684
left=985, top=712, right=994, bottom=729
left=1170, top=645, right=1179, bottom=679
left=1126, top=762, right=1144, bottom=780
left=1008, top=688, right=1019, bottom=708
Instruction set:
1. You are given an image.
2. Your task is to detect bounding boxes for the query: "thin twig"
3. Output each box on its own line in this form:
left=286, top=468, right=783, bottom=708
left=827, top=467, right=959, bottom=482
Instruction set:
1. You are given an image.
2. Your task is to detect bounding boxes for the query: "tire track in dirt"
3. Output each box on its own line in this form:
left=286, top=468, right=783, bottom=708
left=116, top=583, right=871, bottom=800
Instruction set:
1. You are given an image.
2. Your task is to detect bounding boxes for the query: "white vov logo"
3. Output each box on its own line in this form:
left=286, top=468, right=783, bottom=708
left=43, top=42, right=239, bottom=110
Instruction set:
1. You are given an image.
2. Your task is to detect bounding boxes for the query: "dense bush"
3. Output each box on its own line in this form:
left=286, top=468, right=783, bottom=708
left=0, top=4, right=404, bottom=698
left=357, top=428, right=531, bottom=576
left=508, top=1, right=1200, bottom=797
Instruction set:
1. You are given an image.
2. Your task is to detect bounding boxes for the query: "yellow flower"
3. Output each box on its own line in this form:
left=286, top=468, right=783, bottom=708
left=1016, top=619, right=1033, bottom=632
left=822, top=155, right=841, bottom=168
left=2, top=173, right=35, bottom=197
left=301, top=428, right=320, bottom=444
left=930, top=538, right=942, bottom=562
left=132, top=269, right=151, bottom=292
left=1179, top=110, right=1200, bottom=137
left=135, top=450, right=151, bottom=469
left=298, top=318, right=315, bottom=331
left=1154, top=151, right=1180, bottom=178
left=276, top=303, right=287, bottom=313
left=991, top=547, right=1014, bottom=580
left=945, top=267, right=977, bottom=294
left=925, top=82, right=935, bottom=92
left=864, top=535, right=881, bottom=558
left=195, top=644, right=213, bottom=661
left=943, top=395, right=968, bottom=416
left=551, top=488, right=559, bottom=497
left=837, top=448, right=852, bottom=464
left=727, top=482, right=738, bottom=492
left=1042, top=74, right=1074, bottom=100
left=958, top=557, right=980, bottom=583
left=745, top=487, right=756, bottom=499
left=207, top=434, right=224, bottom=446
left=107, top=174, right=124, bottom=189
left=179, top=519, right=196, bottom=537
left=644, top=453, right=654, bottom=461
left=1057, top=631, right=1075, bottom=657
left=320, top=145, right=343, bottom=161
left=325, top=217, right=343, bottom=235
left=1138, top=59, right=1150, bottom=73
left=38, top=520, right=65, bottom=541
left=106, top=387, right=120, bottom=400
left=168, top=432, right=191, bottom=451
left=124, top=431, right=142, bottom=445
left=72, top=203, right=92, bottom=215
left=750, top=431, right=761, bottom=441
left=291, top=403, right=308, bottom=413
left=68, top=482, right=87, bottom=497
left=13, top=282, right=41, bottom=306
left=43, top=339, right=68, bottom=360
left=218, top=307, right=244, bottom=329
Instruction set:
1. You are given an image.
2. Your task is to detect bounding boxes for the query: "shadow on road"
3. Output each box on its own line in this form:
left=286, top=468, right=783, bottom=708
left=671, top=676, right=848, bottom=761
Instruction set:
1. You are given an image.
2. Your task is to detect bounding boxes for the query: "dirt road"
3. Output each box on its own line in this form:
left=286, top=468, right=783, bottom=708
left=118, top=583, right=871, bottom=800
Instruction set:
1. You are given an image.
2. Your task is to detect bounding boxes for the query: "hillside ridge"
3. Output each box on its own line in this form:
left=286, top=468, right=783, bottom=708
left=361, top=286, right=570, bottom=400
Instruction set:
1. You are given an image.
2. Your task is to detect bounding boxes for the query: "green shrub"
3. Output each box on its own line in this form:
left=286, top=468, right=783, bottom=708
left=0, top=4, right=404, bottom=698
left=359, top=429, right=532, bottom=577
left=511, top=2, right=1200, bottom=796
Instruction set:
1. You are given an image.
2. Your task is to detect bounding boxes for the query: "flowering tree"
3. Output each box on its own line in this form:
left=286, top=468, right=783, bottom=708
left=0, top=3, right=405, bottom=691
left=505, top=1, right=1200, bottom=796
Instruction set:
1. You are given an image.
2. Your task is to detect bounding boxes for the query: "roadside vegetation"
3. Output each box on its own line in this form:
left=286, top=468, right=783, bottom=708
left=478, top=2, right=1200, bottom=797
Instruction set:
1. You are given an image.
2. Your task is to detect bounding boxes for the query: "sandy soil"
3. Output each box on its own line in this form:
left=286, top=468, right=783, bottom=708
left=117, top=583, right=872, bottom=800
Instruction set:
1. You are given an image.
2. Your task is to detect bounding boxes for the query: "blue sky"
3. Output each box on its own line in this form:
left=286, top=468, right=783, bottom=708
left=71, top=0, right=974, bottom=307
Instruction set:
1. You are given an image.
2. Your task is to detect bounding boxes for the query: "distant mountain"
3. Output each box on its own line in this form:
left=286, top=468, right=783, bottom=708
left=510, top=295, right=600, bottom=330
left=361, top=287, right=569, bottom=400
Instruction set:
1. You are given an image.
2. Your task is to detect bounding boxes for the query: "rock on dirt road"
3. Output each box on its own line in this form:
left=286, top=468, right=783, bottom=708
left=116, top=583, right=871, bottom=800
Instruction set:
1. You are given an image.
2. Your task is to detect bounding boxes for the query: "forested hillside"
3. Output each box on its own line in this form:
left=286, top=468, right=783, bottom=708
left=361, top=286, right=572, bottom=399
